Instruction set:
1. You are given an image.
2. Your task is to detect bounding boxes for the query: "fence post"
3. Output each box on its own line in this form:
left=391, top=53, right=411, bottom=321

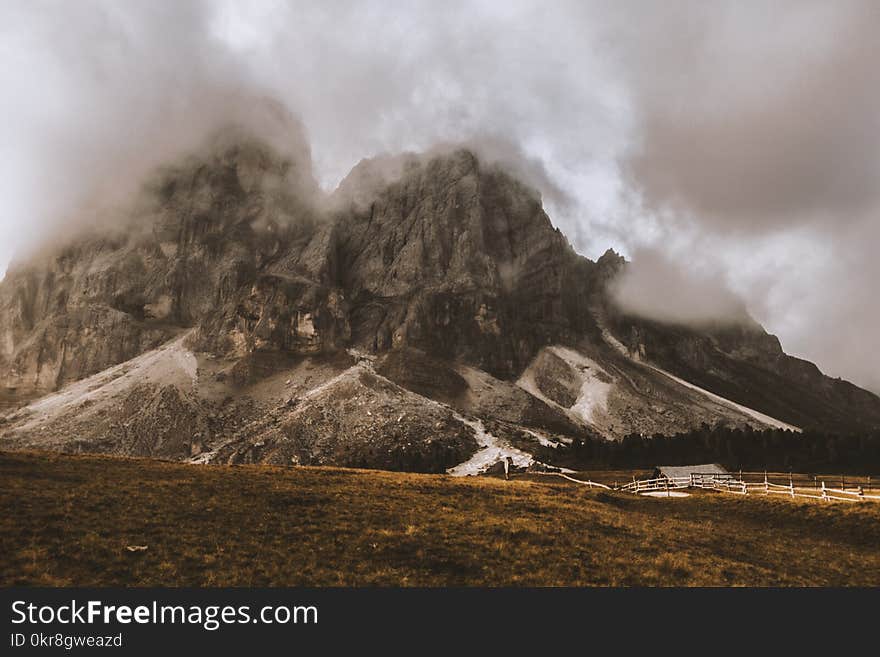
left=764, top=472, right=769, bottom=495
left=790, top=478, right=795, bottom=499
left=665, top=477, right=670, bottom=498
left=690, top=473, right=694, bottom=488
left=821, top=481, right=827, bottom=502
left=859, top=486, right=864, bottom=502
left=742, top=479, right=747, bottom=495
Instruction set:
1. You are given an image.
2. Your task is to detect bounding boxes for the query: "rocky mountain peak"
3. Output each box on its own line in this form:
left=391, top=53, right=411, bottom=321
left=2, top=132, right=880, bottom=468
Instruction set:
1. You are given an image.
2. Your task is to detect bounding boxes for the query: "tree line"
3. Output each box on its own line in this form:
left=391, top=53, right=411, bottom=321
left=552, top=424, right=880, bottom=475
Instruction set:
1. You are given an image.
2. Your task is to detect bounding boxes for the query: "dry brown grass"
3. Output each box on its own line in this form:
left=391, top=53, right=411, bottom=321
left=2, top=450, right=879, bottom=586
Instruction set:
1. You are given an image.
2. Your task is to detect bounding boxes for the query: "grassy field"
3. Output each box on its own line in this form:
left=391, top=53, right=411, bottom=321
left=2, top=450, right=879, bottom=586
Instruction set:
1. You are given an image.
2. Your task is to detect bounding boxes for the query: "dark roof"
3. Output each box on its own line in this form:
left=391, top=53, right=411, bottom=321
left=655, top=464, right=729, bottom=479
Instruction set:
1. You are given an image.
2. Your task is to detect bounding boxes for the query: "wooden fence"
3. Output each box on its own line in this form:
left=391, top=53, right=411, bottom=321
left=535, top=472, right=612, bottom=489
left=619, top=472, right=880, bottom=503
left=619, top=476, right=691, bottom=495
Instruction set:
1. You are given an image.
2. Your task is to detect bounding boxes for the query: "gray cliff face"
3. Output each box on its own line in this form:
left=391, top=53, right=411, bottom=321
left=1, top=139, right=592, bottom=397
left=1, top=131, right=879, bottom=473
left=0, top=133, right=339, bottom=396
left=643, top=321, right=880, bottom=433
left=334, top=149, right=598, bottom=378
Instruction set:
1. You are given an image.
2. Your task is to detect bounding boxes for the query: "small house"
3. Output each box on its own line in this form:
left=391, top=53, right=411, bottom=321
left=651, top=463, right=730, bottom=482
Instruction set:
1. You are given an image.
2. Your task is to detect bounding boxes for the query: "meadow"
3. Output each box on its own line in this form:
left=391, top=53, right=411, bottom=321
left=2, top=450, right=879, bottom=586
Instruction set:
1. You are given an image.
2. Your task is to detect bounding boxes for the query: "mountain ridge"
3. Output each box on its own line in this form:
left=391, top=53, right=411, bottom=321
left=2, top=128, right=878, bottom=472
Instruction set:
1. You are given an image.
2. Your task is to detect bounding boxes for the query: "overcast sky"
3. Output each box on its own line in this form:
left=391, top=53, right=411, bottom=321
left=1, top=0, right=878, bottom=393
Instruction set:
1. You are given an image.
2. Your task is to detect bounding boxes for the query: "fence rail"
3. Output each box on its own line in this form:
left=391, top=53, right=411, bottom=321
left=618, top=472, right=880, bottom=503
left=535, top=472, right=612, bottom=489
left=619, top=476, right=691, bottom=494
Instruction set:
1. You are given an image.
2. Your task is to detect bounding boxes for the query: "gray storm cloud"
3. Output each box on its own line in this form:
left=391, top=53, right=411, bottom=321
left=0, top=1, right=317, bottom=263
left=607, top=0, right=880, bottom=393
left=617, top=1, right=880, bottom=231
left=609, top=249, right=750, bottom=328
left=0, top=0, right=878, bottom=392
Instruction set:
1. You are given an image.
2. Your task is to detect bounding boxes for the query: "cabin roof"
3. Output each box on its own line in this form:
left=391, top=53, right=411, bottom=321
left=654, top=463, right=729, bottom=479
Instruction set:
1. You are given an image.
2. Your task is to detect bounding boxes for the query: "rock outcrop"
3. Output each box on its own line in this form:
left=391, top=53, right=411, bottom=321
left=333, top=149, right=598, bottom=378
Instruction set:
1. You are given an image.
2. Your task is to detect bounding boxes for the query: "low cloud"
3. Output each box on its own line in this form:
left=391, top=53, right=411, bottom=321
left=609, top=249, right=750, bottom=327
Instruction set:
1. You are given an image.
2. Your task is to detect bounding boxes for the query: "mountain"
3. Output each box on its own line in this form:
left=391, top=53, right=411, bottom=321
left=2, top=127, right=879, bottom=473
